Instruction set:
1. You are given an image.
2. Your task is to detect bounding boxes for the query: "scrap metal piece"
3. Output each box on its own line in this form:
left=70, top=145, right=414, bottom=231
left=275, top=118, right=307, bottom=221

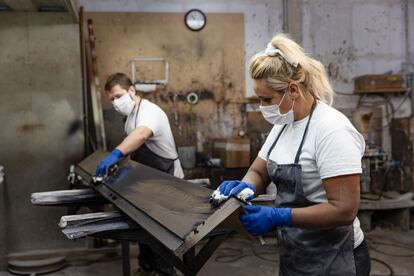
left=59, top=211, right=124, bottom=228
left=31, top=189, right=105, bottom=206
left=59, top=211, right=138, bottom=239
left=62, top=220, right=137, bottom=240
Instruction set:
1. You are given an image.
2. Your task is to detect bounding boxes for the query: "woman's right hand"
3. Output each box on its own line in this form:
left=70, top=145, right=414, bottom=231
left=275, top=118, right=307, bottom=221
left=209, top=180, right=256, bottom=207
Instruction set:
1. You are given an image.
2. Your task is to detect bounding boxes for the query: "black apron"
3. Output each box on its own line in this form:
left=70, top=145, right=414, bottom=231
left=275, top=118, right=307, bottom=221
left=127, top=99, right=177, bottom=175
left=266, top=100, right=356, bottom=276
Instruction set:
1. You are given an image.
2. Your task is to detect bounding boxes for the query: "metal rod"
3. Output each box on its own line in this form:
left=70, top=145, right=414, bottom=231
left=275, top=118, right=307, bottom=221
left=121, top=241, right=131, bottom=276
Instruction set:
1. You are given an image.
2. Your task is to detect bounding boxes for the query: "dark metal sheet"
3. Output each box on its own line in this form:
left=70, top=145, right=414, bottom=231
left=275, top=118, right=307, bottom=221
left=74, top=150, right=108, bottom=183
left=76, top=151, right=242, bottom=256
left=94, top=183, right=185, bottom=251
left=104, top=162, right=214, bottom=239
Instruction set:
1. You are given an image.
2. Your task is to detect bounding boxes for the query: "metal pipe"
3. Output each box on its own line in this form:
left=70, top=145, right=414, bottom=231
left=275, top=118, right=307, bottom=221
left=403, top=0, right=411, bottom=68
left=0, top=166, right=6, bottom=269
left=282, top=0, right=288, bottom=33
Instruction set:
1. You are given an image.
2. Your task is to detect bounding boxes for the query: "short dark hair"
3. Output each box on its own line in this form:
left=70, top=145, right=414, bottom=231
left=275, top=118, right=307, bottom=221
left=104, top=73, right=133, bottom=92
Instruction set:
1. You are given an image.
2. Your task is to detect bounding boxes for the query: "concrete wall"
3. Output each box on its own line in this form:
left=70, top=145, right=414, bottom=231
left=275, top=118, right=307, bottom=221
left=77, top=0, right=414, bottom=105
left=0, top=12, right=85, bottom=258
left=303, top=0, right=413, bottom=112
left=302, top=0, right=414, bottom=156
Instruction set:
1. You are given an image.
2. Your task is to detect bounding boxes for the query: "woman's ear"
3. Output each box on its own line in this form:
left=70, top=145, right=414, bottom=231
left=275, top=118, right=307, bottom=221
left=288, top=83, right=300, bottom=99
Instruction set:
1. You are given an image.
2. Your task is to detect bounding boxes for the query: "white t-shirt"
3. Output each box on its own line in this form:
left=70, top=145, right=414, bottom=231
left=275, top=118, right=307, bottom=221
left=125, top=99, right=184, bottom=178
left=258, top=101, right=365, bottom=248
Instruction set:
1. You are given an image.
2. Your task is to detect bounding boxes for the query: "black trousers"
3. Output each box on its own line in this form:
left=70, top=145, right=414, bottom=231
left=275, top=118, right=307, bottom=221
left=354, top=239, right=371, bottom=276
left=138, top=244, right=176, bottom=276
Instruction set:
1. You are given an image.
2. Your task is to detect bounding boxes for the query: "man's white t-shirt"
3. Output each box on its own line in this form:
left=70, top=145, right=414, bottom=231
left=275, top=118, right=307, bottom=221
left=258, top=101, right=365, bottom=248
left=125, top=99, right=184, bottom=178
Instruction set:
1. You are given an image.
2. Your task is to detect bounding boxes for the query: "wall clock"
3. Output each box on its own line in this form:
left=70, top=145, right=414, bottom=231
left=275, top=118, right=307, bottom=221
left=184, top=9, right=206, bottom=31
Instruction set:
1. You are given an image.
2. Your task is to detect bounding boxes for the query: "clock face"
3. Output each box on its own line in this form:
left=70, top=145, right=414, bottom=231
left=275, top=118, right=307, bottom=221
left=185, top=9, right=206, bottom=31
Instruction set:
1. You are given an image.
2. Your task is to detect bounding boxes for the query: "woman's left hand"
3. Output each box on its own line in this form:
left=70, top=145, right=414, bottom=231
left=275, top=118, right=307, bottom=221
left=241, top=205, right=292, bottom=236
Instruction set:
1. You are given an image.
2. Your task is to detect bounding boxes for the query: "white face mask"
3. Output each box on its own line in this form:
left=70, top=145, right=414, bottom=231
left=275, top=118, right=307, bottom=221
left=112, top=92, right=135, bottom=116
left=259, top=92, right=295, bottom=125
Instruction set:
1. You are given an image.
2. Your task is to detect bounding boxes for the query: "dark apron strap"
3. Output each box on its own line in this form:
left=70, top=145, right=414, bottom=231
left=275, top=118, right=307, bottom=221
left=266, top=99, right=317, bottom=163
left=293, top=99, right=317, bottom=164
left=267, top=124, right=287, bottom=160
left=133, top=98, right=143, bottom=127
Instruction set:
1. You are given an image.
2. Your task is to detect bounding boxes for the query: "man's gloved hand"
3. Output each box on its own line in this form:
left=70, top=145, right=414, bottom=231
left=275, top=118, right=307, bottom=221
left=209, top=180, right=256, bottom=207
left=240, top=205, right=292, bottom=236
left=96, top=149, right=124, bottom=176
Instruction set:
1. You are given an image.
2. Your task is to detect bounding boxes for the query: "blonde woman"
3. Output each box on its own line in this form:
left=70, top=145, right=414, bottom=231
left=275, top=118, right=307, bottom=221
left=210, top=34, right=370, bottom=276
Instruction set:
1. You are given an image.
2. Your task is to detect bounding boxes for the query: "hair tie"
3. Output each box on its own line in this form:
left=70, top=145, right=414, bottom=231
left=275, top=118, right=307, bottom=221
left=264, top=43, right=299, bottom=68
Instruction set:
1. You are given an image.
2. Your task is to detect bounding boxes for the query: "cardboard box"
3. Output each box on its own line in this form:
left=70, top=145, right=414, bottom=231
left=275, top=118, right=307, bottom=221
left=354, top=74, right=406, bottom=94
left=213, top=138, right=250, bottom=168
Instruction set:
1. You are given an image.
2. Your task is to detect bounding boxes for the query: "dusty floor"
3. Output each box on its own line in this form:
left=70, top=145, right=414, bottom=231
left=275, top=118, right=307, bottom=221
left=1, top=229, right=413, bottom=276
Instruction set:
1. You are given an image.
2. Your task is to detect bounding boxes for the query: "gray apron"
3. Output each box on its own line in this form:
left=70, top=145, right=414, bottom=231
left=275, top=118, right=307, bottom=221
left=266, top=100, right=356, bottom=276
left=127, top=100, right=177, bottom=175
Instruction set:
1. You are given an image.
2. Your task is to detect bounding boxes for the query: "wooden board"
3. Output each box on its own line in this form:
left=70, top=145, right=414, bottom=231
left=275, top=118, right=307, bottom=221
left=84, top=12, right=246, bottom=145
left=84, top=12, right=245, bottom=108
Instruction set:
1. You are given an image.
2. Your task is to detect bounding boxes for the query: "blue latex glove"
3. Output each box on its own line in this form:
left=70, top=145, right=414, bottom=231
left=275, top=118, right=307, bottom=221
left=218, top=180, right=256, bottom=201
left=210, top=180, right=256, bottom=207
left=240, top=205, right=292, bottom=236
left=96, top=149, right=124, bottom=176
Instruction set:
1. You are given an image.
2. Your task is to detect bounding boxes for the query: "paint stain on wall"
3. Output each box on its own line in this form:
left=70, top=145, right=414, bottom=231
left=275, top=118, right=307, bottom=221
left=327, top=46, right=358, bottom=83
left=16, top=123, right=46, bottom=133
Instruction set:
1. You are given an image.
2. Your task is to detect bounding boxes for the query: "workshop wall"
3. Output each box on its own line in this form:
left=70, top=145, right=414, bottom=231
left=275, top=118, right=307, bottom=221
left=0, top=13, right=85, bottom=257
left=77, top=0, right=283, bottom=163
left=301, top=0, right=414, bottom=171
left=85, top=12, right=253, bottom=150
left=302, top=0, right=414, bottom=111
left=76, top=0, right=284, bottom=97
left=302, top=0, right=414, bottom=191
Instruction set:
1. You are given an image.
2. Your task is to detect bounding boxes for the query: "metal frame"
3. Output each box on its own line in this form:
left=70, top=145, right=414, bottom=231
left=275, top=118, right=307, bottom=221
left=93, top=227, right=230, bottom=276
left=57, top=210, right=231, bottom=276
left=130, top=57, right=169, bottom=85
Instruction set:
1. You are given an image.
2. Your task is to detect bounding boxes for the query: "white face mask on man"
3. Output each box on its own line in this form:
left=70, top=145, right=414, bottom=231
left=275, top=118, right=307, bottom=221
left=112, top=92, right=135, bottom=116
left=259, top=91, right=295, bottom=125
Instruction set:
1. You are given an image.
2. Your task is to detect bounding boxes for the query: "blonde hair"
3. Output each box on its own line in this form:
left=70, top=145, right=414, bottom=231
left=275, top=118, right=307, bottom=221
left=249, top=34, right=334, bottom=105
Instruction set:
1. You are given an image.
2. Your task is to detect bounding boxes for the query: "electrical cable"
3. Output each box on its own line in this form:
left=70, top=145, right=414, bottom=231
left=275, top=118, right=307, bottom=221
left=361, top=159, right=407, bottom=201
left=215, top=245, right=279, bottom=263
left=366, top=238, right=414, bottom=257
left=365, top=236, right=414, bottom=276
left=214, top=247, right=249, bottom=263
left=214, top=236, right=278, bottom=264
left=361, top=162, right=392, bottom=201
left=358, top=91, right=410, bottom=130
left=214, top=235, right=412, bottom=276
left=252, top=247, right=279, bottom=262
left=370, top=257, right=394, bottom=276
